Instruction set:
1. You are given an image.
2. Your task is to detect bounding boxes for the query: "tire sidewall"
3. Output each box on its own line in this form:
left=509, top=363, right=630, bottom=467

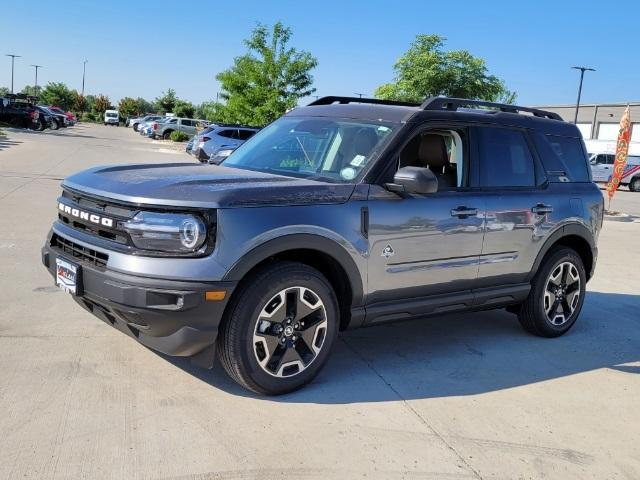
left=531, top=248, right=586, bottom=335
left=228, top=265, right=339, bottom=394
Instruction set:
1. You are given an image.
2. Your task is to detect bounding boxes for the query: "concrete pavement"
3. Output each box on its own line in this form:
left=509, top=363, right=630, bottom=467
left=0, top=124, right=638, bottom=479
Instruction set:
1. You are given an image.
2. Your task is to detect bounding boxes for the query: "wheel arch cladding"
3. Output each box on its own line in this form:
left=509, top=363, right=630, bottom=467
left=222, top=234, right=364, bottom=331
left=529, top=223, right=595, bottom=282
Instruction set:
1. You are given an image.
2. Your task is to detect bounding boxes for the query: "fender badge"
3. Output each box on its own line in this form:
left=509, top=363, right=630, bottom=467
left=381, top=244, right=395, bottom=258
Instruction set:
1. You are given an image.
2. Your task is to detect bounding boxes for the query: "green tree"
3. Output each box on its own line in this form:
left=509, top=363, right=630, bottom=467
left=375, top=34, right=515, bottom=104
left=136, top=97, right=155, bottom=115
left=118, top=97, right=139, bottom=117
left=93, top=94, right=111, bottom=116
left=173, top=99, right=195, bottom=118
left=0, top=87, right=9, bottom=97
left=215, top=22, right=318, bottom=126
left=20, top=85, right=39, bottom=97
left=195, top=101, right=223, bottom=122
left=38, top=82, right=75, bottom=110
left=155, top=88, right=178, bottom=114
left=72, top=91, right=86, bottom=114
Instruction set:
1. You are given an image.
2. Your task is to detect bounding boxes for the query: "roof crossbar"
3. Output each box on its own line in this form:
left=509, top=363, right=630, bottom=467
left=421, top=97, right=562, bottom=121
left=308, top=96, right=420, bottom=107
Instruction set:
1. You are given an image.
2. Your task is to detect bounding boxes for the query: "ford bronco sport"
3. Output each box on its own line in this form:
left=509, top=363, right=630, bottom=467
left=42, top=96, right=603, bottom=395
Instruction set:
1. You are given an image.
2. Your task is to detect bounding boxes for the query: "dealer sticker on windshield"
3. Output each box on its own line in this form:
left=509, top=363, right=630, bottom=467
left=56, top=257, right=79, bottom=295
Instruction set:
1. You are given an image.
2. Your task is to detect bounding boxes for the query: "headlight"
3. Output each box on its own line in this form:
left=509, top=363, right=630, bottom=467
left=123, top=212, right=207, bottom=253
left=215, top=149, right=234, bottom=158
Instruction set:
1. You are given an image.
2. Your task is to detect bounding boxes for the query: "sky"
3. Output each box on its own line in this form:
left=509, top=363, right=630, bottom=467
left=2, top=0, right=639, bottom=107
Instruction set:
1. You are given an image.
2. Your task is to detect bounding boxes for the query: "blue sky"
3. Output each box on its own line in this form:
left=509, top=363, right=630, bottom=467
left=2, top=0, right=639, bottom=107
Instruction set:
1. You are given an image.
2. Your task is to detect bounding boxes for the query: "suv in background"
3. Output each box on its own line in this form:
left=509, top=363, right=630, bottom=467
left=130, top=115, right=162, bottom=131
left=41, top=96, right=603, bottom=395
left=153, top=117, right=207, bottom=140
left=1, top=95, right=51, bottom=130
left=191, top=125, right=259, bottom=162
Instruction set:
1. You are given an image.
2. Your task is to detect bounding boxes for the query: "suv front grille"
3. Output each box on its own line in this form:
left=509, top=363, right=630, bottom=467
left=51, top=233, right=109, bottom=268
left=58, top=189, right=135, bottom=246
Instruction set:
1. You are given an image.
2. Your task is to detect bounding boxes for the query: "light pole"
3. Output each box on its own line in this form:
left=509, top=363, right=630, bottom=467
left=354, top=92, right=364, bottom=99
left=30, top=64, right=42, bottom=97
left=571, top=66, right=595, bottom=124
left=5, top=54, right=21, bottom=93
left=81, top=60, right=88, bottom=96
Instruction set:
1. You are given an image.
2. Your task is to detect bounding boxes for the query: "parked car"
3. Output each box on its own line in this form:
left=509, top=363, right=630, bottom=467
left=1, top=96, right=49, bottom=130
left=130, top=115, right=162, bottom=131
left=192, top=126, right=259, bottom=162
left=207, top=146, right=237, bottom=165
left=39, top=106, right=68, bottom=130
left=585, top=139, right=640, bottom=191
left=141, top=117, right=171, bottom=137
left=104, top=110, right=120, bottom=126
left=41, top=95, right=603, bottom=395
left=48, top=106, right=76, bottom=125
left=153, top=117, right=207, bottom=140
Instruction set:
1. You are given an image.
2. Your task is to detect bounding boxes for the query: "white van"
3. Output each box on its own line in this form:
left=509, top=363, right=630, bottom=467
left=585, top=139, right=640, bottom=191
left=104, top=109, right=120, bottom=126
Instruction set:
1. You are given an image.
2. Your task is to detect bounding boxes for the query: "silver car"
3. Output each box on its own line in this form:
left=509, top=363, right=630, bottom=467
left=192, top=126, right=259, bottom=162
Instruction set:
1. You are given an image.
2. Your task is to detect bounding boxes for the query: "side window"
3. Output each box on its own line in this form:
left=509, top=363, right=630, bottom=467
left=181, top=119, right=192, bottom=127
left=398, top=129, right=466, bottom=190
left=541, top=135, right=590, bottom=182
left=238, top=129, right=257, bottom=140
left=169, top=118, right=178, bottom=124
left=217, top=129, right=235, bottom=138
left=477, top=127, right=537, bottom=188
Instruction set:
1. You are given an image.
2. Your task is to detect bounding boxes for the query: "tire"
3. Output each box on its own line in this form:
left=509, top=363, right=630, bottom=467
left=517, top=247, right=586, bottom=338
left=51, top=120, right=59, bottom=130
left=218, top=261, right=339, bottom=395
left=133, top=123, right=139, bottom=131
left=629, top=177, right=640, bottom=192
left=162, top=130, right=172, bottom=140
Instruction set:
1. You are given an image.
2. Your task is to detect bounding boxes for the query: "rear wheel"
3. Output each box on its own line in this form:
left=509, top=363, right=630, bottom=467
left=629, top=177, right=640, bottom=192
left=518, top=247, right=586, bottom=337
left=133, top=123, right=139, bottom=131
left=163, top=130, right=172, bottom=140
left=218, top=262, right=339, bottom=395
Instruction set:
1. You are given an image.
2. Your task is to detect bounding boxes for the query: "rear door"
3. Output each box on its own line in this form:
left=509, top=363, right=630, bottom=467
left=475, top=126, right=559, bottom=286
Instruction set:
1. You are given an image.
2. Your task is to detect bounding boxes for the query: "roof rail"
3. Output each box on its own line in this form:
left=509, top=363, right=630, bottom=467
left=308, top=96, right=420, bottom=108
left=421, top=97, right=562, bottom=121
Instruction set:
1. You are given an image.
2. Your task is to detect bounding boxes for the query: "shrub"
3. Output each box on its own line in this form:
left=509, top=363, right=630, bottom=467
left=81, top=112, right=96, bottom=122
left=170, top=130, right=189, bottom=142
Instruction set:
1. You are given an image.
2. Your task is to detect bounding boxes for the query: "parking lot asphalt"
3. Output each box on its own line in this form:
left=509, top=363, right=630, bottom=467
left=0, top=124, right=638, bottom=480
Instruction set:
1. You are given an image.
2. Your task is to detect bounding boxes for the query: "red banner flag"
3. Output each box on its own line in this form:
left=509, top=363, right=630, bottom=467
left=606, top=105, right=632, bottom=201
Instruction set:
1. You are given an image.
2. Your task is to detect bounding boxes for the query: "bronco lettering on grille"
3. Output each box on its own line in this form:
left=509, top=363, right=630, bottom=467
left=58, top=202, right=114, bottom=228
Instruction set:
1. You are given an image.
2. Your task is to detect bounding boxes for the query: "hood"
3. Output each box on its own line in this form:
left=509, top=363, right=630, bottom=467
left=62, top=163, right=355, bottom=209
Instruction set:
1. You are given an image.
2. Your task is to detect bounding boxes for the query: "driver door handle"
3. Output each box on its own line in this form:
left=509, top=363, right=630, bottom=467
left=451, top=206, right=478, bottom=218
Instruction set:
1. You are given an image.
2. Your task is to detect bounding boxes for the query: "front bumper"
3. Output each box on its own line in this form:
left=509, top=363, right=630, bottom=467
left=42, top=242, right=235, bottom=358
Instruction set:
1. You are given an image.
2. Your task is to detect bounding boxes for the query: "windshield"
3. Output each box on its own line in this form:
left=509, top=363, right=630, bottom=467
left=106, top=112, right=118, bottom=118
left=223, top=116, right=398, bottom=182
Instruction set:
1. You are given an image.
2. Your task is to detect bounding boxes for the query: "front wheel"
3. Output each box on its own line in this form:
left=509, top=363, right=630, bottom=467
left=51, top=120, right=59, bottom=130
left=517, top=247, right=586, bottom=337
left=162, top=130, right=172, bottom=140
left=218, top=262, right=339, bottom=395
left=629, top=177, right=640, bottom=192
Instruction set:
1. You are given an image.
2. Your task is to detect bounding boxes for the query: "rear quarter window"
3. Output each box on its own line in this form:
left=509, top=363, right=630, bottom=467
left=538, top=135, right=591, bottom=182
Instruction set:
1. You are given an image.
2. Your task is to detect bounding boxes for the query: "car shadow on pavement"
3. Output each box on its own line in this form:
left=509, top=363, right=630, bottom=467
left=160, top=291, right=640, bottom=403
left=0, top=136, right=22, bottom=151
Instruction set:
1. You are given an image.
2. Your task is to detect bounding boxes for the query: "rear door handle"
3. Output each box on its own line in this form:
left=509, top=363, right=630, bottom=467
left=532, top=203, right=553, bottom=214
left=451, top=206, right=478, bottom=218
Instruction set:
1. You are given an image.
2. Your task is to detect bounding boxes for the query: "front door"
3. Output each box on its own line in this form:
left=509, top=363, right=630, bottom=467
left=366, top=126, right=485, bottom=305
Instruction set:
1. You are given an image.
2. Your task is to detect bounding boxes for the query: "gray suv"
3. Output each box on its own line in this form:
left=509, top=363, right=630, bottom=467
left=41, top=96, right=603, bottom=395
left=153, top=117, right=207, bottom=140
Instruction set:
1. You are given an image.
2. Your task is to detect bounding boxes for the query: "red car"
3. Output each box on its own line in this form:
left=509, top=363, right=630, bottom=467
left=48, top=106, right=76, bottom=125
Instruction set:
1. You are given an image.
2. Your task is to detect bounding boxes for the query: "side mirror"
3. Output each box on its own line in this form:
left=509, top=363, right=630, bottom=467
left=387, top=166, right=438, bottom=194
